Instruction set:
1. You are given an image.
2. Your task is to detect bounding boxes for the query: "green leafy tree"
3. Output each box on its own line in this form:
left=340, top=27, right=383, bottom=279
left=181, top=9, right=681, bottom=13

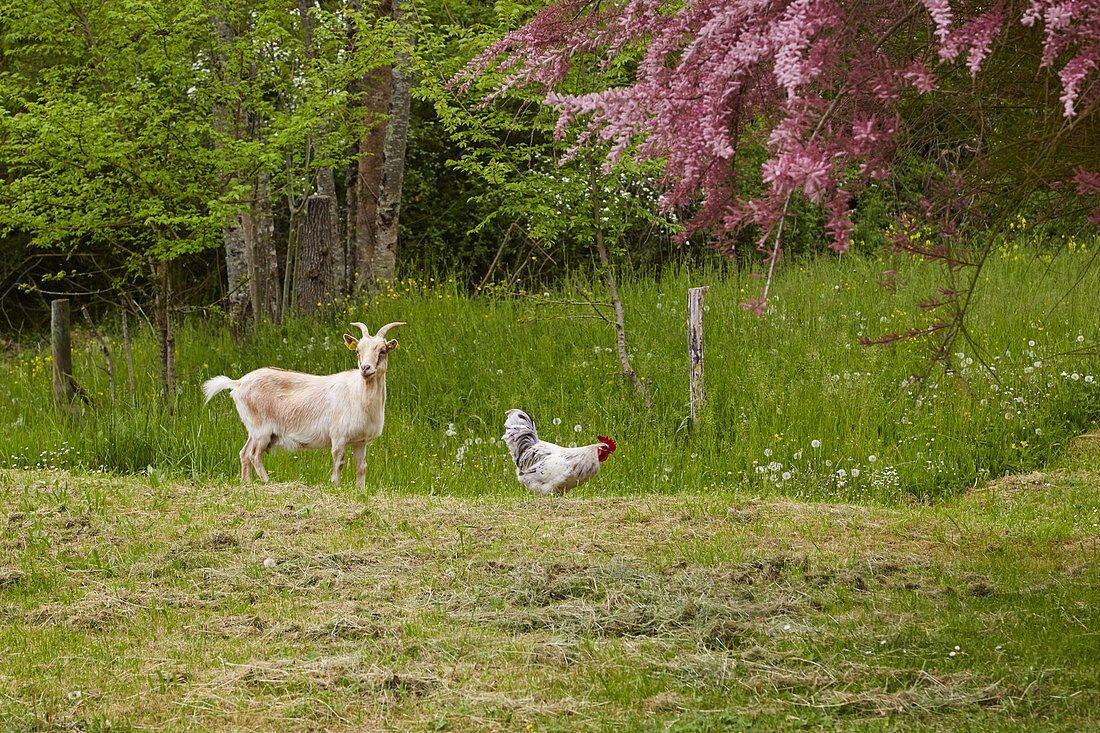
left=0, top=0, right=389, bottom=397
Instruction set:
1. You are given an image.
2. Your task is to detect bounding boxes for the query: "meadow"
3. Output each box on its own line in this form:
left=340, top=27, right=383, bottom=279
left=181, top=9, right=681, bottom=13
left=1, top=240, right=1100, bottom=730
left=1, top=239, right=1098, bottom=502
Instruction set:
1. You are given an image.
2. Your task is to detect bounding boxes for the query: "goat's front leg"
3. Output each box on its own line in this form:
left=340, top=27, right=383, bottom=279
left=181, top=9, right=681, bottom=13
left=352, top=442, right=368, bottom=488
left=330, top=442, right=347, bottom=484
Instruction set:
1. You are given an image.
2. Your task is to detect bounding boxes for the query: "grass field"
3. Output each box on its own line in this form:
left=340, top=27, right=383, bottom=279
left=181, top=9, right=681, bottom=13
left=1, top=242, right=1099, bottom=729
left=1, top=243, right=1099, bottom=501
left=1, top=449, right=1098, bottom=730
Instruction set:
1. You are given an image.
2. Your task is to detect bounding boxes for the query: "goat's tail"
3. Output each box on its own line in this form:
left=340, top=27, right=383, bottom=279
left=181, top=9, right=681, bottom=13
left=202, top=375, right=239, bottom=405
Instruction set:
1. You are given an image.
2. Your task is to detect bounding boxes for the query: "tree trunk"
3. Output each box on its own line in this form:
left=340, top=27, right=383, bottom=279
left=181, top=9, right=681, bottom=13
left=352, top=0, right=393, bottom=293
left=121, top=308, right=136, bottom=407
left=295, top=194, right=337, bottom=314
left=242, top=173, right=279, bottom=330
left=223, top=215, right=250, bottom=329
left=297, top=0, right=344, bottom=304
left=590, top=164, right=651, bottom=407
left=211, top=12, right=251, bottom=331
left=152, top=259, right=175, bottom=407
left=344, top=6, right=361, bottom=297
left=355, top=66, right=392, bottom=292
left=51, top=299, right=75, bottom=408
left=373, top=0, right=412, bottom=284
left=255, top=170, right=279, bottom=323
left=317, top=165, right=344, bottom=299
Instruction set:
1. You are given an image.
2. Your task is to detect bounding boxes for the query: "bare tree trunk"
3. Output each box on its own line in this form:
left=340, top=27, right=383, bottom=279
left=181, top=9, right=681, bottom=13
left=241, top=210, right=261, bottom=333
left=478, top=222, right=516, bottom=290
left=211, top=12, right=251, bottom=331
left=344, top=7, right=361, bottom=296
left=344, top=156, right=359, bottom=294
left=295, top=195, right=337, bottom=314
left=355, top=70, right=391, bottom=292
left=223, top=216, right=250, bottom=329
left=241, top=174, right=279, bottom=331
left=255, top=170, right=279, bottom=323
left=152, top=259, right=175, bottom=407
left=352, top=0, right=393, bottom=293
left=317, top=165, right=343, bottom=298
left=372, top=0, right=412, bottom=284
left=166, top=275, right=176, bottom=404
left=298, top=0, right=345, bottom=301
left=282, top=201, right=304, bottom=315
left=121, top=308, right=136, bottom=407
left=590, top=165, right=651, bottom=407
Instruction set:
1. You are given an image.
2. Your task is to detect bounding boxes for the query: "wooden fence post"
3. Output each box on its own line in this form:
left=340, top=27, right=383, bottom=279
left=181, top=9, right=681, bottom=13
left=688, top=286, right=709, bottom=424
left=51, top=299, right=75, bottom=408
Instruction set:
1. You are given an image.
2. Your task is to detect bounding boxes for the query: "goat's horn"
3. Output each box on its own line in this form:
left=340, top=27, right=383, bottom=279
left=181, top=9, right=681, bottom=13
left=375, top=322, right=405, bottom=338
left=350, top=322, right=370, bottom=339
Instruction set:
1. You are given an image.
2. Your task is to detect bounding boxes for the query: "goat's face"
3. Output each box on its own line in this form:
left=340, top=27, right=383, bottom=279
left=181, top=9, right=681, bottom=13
left=343, top=322, right=404, bottom=380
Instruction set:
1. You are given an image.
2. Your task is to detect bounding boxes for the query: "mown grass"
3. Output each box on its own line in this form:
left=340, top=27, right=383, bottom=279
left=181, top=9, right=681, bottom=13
left=0, top=459, right=1097, bottom=731
left=2, top=239, right=1098, bottom=501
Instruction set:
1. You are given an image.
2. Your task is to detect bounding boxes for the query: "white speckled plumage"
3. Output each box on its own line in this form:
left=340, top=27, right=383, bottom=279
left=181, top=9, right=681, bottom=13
left=502, top=409, right=613, bottom=496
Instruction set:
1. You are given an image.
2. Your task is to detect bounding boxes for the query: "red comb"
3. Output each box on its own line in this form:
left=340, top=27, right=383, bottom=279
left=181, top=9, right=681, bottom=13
left=597, top=436, right=616, bottom=452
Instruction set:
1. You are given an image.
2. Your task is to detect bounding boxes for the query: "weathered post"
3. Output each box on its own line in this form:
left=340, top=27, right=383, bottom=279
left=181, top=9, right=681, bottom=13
left=121, top=308, right=136, bottom=406
left=688, top=286, right=709, bottom=424
left=51, top=299, right=75, bottom=407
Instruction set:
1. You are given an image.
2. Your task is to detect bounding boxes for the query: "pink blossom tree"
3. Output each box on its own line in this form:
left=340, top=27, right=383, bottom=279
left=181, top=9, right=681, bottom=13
left=454, top=0, right=1100, bottom=315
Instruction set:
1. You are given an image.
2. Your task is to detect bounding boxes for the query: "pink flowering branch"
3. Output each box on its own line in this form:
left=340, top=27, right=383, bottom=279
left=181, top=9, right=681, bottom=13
left=454, top=0, right=1100, bottom=312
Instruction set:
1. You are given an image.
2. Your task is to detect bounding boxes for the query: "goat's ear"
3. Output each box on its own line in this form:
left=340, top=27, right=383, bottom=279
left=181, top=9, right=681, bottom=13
left=343, top=334, right=358, bottom=350
left=386, top=339, right=399, bottom=352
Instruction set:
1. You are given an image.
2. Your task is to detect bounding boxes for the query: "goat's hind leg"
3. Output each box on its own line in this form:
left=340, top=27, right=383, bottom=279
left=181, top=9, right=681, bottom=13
left=251, top=434, right=272, bottom=483
left=240, top=439, right=254, bottom=482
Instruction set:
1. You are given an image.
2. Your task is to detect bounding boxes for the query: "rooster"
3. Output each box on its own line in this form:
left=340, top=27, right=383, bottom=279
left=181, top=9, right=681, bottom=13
left=502, top=409, right=616, bottom=496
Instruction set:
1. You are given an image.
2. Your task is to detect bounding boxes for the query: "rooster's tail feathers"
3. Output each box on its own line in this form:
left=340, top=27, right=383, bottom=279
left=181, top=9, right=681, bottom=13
left=502, top=409, right=538, bottom=465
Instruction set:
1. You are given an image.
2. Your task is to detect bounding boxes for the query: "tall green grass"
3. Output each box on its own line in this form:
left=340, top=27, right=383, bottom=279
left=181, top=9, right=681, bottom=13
left=2, top=240, right=1098, bottom=502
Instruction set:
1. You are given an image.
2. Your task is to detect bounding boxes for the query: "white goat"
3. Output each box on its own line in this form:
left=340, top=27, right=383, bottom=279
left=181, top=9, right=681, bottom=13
left=202, top=321, right=405, bottom=487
